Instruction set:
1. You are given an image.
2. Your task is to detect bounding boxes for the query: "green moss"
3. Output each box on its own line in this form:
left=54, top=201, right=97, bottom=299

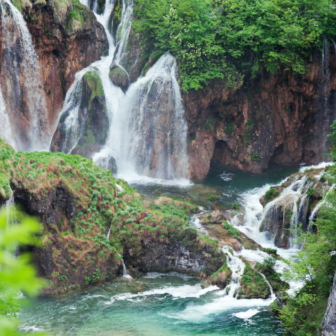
left=264, top=187, right=280, bottom=204
left=83, top=71, right=104, bottom=110
left=225, top=122, right=234, bottom=135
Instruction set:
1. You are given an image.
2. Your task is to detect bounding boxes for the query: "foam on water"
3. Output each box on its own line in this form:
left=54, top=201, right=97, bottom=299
left=105, top=284, right=219, bottom=305
left=233, top=308, right=260, bottom=319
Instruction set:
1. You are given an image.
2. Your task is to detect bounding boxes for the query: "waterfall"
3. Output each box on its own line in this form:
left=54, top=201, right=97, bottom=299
left=55, top=0, right=190, bottom=184
left=117, top=253, right=132, bottom=279
left=106, top=228, right=111, bottom=240
left=308, top=184, right=335, bottom=230
left=0, top=84, right=14, bottom=148
left=230, top=162, right=333, bottom=250
left=54, top=70, right=88, bottom=154
left=0, top=0, right=50, bottom=151
left=224, top=247, right=246, bottom=298
left=259, top=273, right=276, bottom=299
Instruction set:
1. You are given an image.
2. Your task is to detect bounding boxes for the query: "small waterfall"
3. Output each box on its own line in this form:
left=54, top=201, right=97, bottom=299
left=106, top=228, right=111, bottom=240
left=54, top=70, right=88, bottom=153
left=0, top=0, right=50, bottom=151
left=231, top=162, right=333, bottom=250
left=308, top=184, right=335, bottom=230
left=55, top=0, right=190, bottom=183
left=313, top=38, right=333, bottom=160
left=223, top=247, right=246, bottom=298
left=259, top=273, right=276, bottom=299
left=117, top=253, right=132, bottom=279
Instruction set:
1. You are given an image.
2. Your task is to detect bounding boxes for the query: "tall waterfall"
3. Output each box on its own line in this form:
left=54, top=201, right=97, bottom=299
left=57, top=0, right=190, bottom=183
left=0, top=0, right=50, bottom=151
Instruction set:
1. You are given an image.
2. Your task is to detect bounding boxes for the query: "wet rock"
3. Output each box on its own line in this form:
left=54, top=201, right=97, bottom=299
left=322, top=271, right=336, bottom=336
left=108, top=156, right=118, bottom=174
left=51, top=71, right=109, bottom=156
left=109, top=65, right=128, bottom=92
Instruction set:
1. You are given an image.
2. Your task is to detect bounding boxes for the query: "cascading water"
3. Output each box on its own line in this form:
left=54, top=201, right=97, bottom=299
left=0, top=0, right=50, bottom=151
left=0, top=84, right=14, bottom=148
left=56, top=0, right=190, bottom=184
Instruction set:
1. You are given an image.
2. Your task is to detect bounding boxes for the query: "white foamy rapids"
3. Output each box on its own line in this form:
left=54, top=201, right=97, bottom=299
left=163, top=248, right=275, bottom=323
left=105, top=284, right=219, bottom=305
left=165, top=293, right=274, bottom=323
left=233, top=308, right=260, bottom=319
left=299, top=161, right=333, bottom=173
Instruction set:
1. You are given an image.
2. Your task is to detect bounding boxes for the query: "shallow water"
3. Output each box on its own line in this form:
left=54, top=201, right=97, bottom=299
left=134, top=163, right=300, bottom=207
left=19, top=273, right=285, bottom=336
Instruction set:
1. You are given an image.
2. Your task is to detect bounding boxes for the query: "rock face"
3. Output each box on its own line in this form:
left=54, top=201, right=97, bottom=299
left=322, top=271, right=336, bottom=336
left=0, top=0, right=108, bottom=149
left=184, top=50, right=336, bottom=179
left=51, top=71, right=109, bottom=157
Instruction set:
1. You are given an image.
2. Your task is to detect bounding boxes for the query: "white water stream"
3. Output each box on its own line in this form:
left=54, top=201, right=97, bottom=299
left=0, top=0, right=50, bottom=151
left=55, top=0, right=190, bottom=185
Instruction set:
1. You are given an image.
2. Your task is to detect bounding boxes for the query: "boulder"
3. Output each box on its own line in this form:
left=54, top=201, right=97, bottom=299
left=109, top=65, right=128, bottom=92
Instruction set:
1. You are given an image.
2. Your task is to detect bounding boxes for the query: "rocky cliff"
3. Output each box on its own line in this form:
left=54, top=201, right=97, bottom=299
left=185, top=51, right=336, bottom=179
left=0, top=0, right=108, bottom=149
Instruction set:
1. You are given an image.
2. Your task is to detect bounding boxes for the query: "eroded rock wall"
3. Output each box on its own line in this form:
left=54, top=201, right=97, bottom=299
left=0, top=0, right=108, bottom=146
left=184, top=50, right=336, bottom=179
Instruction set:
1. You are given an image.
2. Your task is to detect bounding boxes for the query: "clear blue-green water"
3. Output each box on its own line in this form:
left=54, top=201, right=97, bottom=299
left=20, top=163, right=300, bottom=335
left=19, top=273, right=285, bottom=336
left=134, top=163, right=300, bottom=207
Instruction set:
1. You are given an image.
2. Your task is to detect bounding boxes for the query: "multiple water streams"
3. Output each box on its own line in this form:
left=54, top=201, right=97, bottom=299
left=58, top=0, right=189, bottom=181
left=19, top=162, right=323, bottom=335
left=0, top=0, right=334, bottom=334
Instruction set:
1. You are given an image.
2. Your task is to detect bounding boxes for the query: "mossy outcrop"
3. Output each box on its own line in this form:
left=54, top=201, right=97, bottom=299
left=0, top=139, right=224, bottom=295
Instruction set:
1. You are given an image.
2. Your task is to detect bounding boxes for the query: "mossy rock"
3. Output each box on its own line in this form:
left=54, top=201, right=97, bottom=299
left=109, top=65, right=128, bottom=92
left=238, top=260, right=270, bottom=299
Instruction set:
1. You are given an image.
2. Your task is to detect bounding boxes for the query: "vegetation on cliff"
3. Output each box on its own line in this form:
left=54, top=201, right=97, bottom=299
left=0, top=139, right=224, bottom=294
left=134, top=0, right=336, bottom=91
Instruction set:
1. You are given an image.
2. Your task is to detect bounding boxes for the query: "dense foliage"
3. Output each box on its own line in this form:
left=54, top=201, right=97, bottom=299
left=134, top=0, right=336, bottom=91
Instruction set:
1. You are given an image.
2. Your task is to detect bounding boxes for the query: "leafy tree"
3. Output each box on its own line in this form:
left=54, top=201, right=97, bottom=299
left=0, top=207, right=46, bottom=336
left=134, top=0, right=336, bottom=91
